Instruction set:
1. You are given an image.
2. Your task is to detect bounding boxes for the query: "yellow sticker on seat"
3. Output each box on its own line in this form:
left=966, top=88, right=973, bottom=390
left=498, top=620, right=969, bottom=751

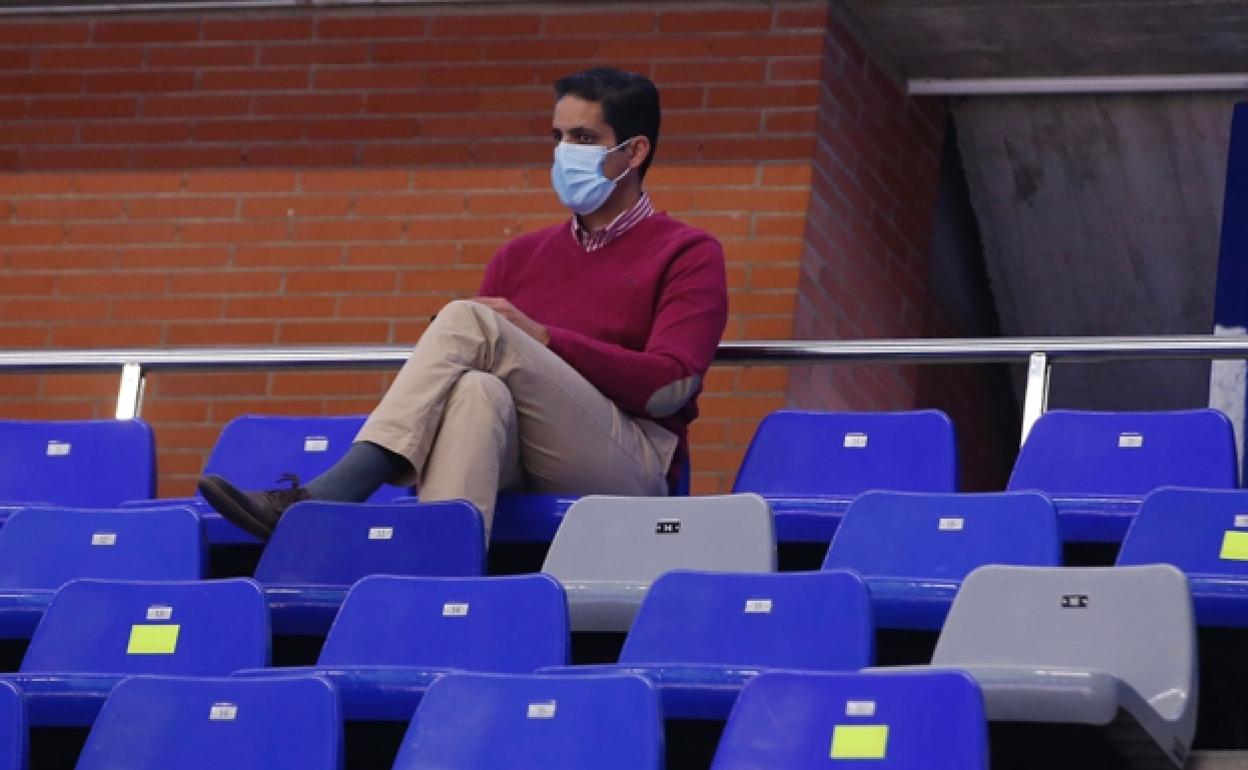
left=127, top=624, right=180, bottom=654
left=1220, top=531, right=1248, bottom=561
left=831, top=724, right=888, bottom=759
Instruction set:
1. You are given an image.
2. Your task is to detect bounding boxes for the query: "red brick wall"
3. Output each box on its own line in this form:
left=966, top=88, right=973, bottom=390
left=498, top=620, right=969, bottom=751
left=786, top=13, right=1013, bottom=489
left=0, top=4, right=824, bottom=171
left=0, top=2, right=825, bottom=496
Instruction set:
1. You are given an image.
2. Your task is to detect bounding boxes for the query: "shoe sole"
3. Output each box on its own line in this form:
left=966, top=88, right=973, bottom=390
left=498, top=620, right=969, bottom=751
left=197, top=475, right=275, bottom=540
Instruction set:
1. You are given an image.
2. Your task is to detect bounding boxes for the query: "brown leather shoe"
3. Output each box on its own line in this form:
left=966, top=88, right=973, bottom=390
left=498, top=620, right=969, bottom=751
left=197, top=473, right=309, bottom=540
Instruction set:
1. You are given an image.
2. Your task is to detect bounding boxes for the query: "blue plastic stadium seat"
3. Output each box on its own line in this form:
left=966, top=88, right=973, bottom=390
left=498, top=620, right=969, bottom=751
left=0, top=419, right=155, bottom=514
left=0, top=503, right=35, bottom=529
left=0, top=506, right=205, bottom=639
left=254, top=500, right=484, bottom=635
left=544, top=570, right=874, bottom=719
left=2, top=578, right=268, bottom=727
left=732, top=410, right=958, bottom=542
left=487, top=493, right=580, bottom=544
left=392, top=673, right=663, bottom=770
left=0, top=681, right=25, bottom=770
left=236, top=574, right=568, bottom=721
left=711, top=670, right=988, bottom=769
left=822, top=491, right=1061, bottom=630
left=125, top=415, right=410, bottom=545
left=75, top=675, right=341, bottom=770
left=1007, top=409, right=1237, bottom=543
left=1117, top=486, right=1248, bottom=627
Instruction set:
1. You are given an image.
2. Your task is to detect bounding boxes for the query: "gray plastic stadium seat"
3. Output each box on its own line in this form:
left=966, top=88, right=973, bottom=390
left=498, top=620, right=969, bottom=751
left=541, top=494, right=775, bottom=632
left=915, top=564, right=1196, bottom=769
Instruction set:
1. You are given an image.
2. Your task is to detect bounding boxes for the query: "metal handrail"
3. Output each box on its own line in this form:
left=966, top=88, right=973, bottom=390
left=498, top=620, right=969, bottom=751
left=6, top=335, right=1248, bottom=370
left=3, top=334, right=1247, bottom=444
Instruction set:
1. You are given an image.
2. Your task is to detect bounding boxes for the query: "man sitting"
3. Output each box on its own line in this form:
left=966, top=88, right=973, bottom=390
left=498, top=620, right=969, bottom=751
left=199, top=67, right=729, bottom=541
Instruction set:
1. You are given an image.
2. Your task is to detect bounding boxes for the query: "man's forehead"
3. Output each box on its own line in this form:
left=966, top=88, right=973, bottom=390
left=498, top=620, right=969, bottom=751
left=552, top=95, right=608, bottom=130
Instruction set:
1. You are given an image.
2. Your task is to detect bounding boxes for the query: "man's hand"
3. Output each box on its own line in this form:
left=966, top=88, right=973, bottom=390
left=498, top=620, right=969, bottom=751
left=471, top=297, right=551, bottom=345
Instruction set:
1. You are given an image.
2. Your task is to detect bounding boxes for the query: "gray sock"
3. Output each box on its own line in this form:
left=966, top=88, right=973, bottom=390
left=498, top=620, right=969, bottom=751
left=305, top=441, right=411, bottom=502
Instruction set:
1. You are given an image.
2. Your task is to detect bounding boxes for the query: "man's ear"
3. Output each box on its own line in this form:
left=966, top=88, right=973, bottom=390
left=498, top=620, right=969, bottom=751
left=627, top=135, right=651, bottom=171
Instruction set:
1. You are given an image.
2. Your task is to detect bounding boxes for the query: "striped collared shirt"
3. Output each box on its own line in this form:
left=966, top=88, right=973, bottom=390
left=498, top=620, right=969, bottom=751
left=570, top=192, right=655, bottom=252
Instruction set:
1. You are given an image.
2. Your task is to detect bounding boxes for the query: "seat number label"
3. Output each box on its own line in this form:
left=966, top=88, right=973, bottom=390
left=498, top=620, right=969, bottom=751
left=91, top=532, right=117, bottom=546
left=209, top=702, right=238, bottom=721
left=938, top=517, right=964, bottom=531
left=527, top=702, right=556, bottom=719
left=1234, top=514, right=1248, bottom=528
left=843, top=433, right=868, bottom=448
left=442, top=602, right=469, bottom=617
left=744, top=599, right=773, bottom=614
left=845, top=700, right=876, bottom=717
left=1061, top=594, right=1089, bottom=609
left=146, top=605, right=173, bottom=621
left=46, top=441, right=71, bottom=457
left=656, top=519, right=681, bottom=534
left=368, top=527, right=394, bottom=540
left=1117, top=432, right=1143, bottom=448
left=303, top=436, right=329, bottom=453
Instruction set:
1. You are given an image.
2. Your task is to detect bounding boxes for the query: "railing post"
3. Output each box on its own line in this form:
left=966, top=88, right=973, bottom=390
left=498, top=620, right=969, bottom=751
left=1019, top=352, right=1050, bottom=447
left=115, top=362, right=145, bottom=420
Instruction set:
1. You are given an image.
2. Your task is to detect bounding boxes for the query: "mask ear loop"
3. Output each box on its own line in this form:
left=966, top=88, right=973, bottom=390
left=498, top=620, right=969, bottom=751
left=607, top=138, right=636, bottom=183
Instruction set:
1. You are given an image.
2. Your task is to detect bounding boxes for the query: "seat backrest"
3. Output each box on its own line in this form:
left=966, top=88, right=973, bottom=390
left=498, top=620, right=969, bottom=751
left=732, top=410, right=958, bottom=497
left=619, top=570, right=873, bottom=670
left=0, top=681, right=25, bottom=770
left=254, top=501, right=483, bottom=586
left=1118, top=487, right=1248, bottom=574
left=711, top=671, right=987, bottom=770
left=201, top=415, right=406, bottom=503
left=0, top=507, right=205, bottom=589
left=74, top=675, right=340, bottom=770
left=822, top=491, right=1060, bottom=578
left=932, top=564, right=1195, bottom=722
left=393, top=673, right=662, bottom=770
left=541, top=494, right=775, bottom=584
left=21, top=578, right=269, bottom=675
left=317, top=574, right=568, bottom=670
left=1007, top=409, right=1237, bottom=496
left=0, top=419, right=155, bottom=507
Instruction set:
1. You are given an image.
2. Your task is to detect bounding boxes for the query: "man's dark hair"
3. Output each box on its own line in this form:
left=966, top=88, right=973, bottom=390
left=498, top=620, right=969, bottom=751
left=554, top=67, right=661, bottom=180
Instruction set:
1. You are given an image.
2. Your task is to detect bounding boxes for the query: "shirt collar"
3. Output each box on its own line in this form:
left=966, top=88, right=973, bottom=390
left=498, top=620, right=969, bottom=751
left=570, top=192, right=655, bottom=253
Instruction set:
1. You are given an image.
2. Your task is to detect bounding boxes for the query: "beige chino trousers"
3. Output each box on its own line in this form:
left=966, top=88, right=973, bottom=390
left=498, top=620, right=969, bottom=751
left=356, top=299, right=679, bottom=533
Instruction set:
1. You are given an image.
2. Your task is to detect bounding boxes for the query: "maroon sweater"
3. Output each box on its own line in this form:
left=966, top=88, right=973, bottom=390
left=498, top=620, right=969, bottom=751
left=479, top=212, right=729, bottom=486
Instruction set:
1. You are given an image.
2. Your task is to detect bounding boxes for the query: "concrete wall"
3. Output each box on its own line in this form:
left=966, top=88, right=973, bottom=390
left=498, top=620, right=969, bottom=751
left=837, top=0, right=1248, bottom=78
left=953, top=93, right=1239, bottom=409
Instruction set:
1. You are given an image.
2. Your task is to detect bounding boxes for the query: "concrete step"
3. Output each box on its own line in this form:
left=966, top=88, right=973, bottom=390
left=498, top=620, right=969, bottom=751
left=1193, top=752, right=1248, bottom=769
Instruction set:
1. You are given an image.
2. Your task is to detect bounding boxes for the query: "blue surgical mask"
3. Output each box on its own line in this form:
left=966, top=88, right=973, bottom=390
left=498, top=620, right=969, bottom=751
left=550, top=139, right=632, bottom=215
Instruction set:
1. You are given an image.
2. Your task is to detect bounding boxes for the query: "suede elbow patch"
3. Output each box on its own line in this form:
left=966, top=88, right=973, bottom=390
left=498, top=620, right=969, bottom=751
left=645, top=375, right=701, bottom=418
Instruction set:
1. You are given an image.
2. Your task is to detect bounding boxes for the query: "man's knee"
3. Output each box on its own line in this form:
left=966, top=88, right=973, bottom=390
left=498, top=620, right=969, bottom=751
left=414, top=300, right=501, bottom=361
left=431, top=299, right=495, bottom=334
left=448, top=371, right=513, bottom=411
